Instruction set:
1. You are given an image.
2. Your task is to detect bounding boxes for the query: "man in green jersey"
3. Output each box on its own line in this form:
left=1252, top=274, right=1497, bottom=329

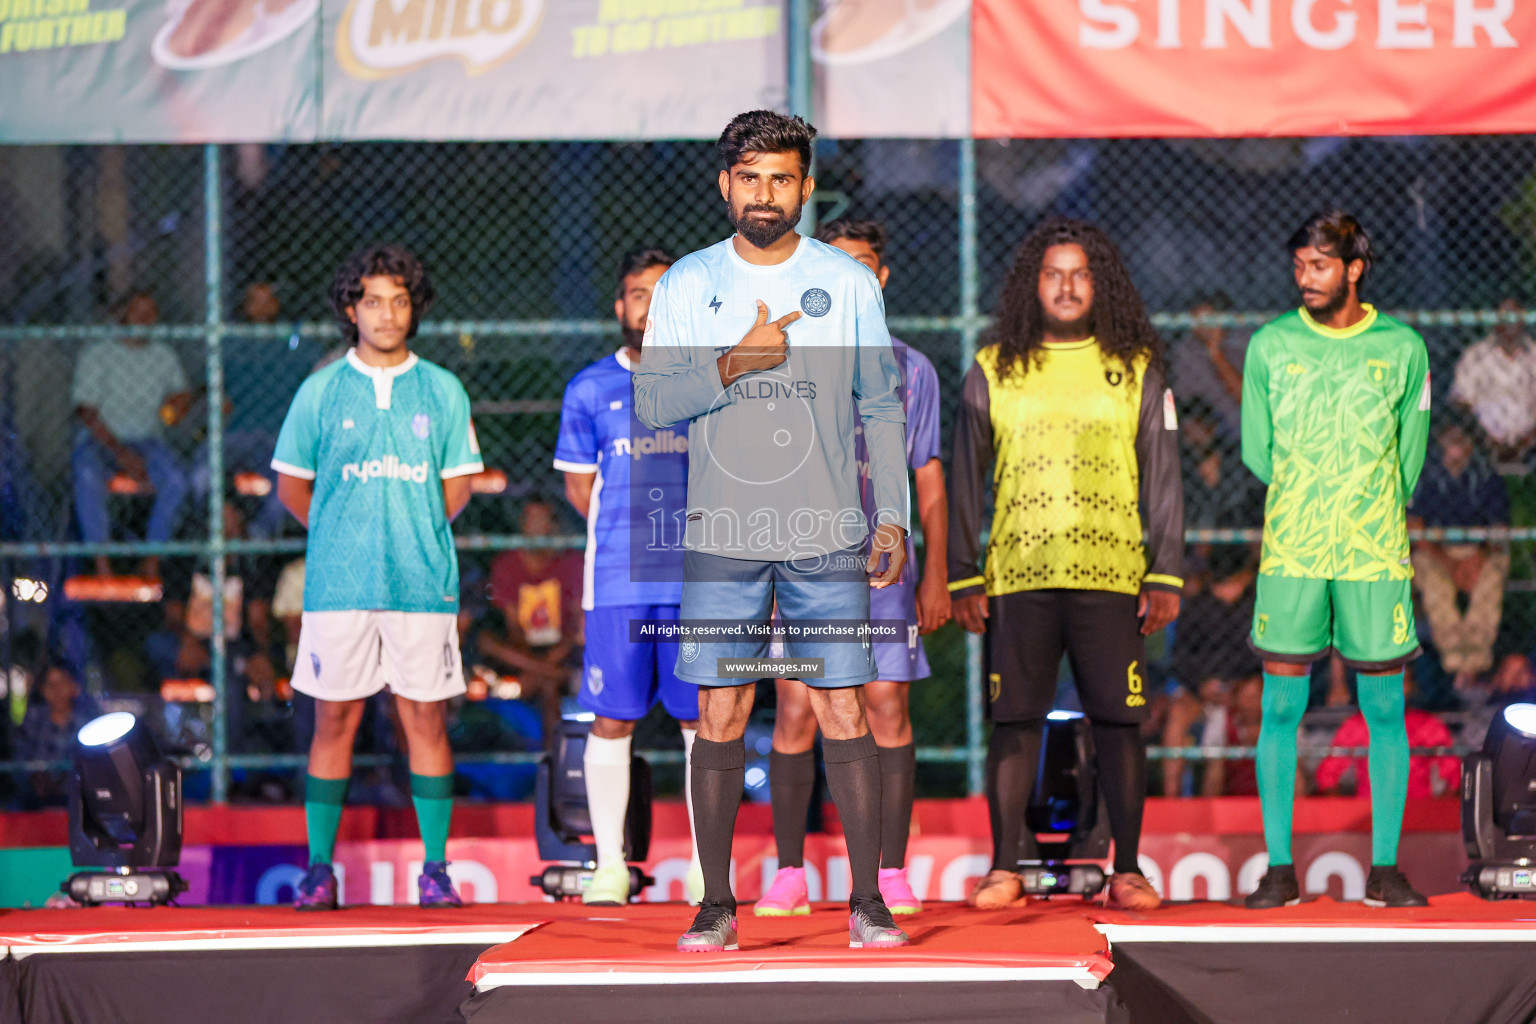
left=1241, top=211, right=1432, bottom=909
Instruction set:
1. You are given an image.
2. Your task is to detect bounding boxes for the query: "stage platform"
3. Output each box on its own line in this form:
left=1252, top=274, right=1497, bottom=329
left=1, top=896, right=1532, bottom=1024
left=1093, top=894, right=1536, bottom=1024
left=462, top=902, right=1119, bottom=1024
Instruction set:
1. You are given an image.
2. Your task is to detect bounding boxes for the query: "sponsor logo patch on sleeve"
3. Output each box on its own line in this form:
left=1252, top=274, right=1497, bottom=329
left=1418, top=372, right=1432, bottom=412
left=1163, top=388, right=1178, bottom=430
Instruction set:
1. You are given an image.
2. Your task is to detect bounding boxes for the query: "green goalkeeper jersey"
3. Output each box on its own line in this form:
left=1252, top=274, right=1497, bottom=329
left=1241, top=304, right=1431, bottom=582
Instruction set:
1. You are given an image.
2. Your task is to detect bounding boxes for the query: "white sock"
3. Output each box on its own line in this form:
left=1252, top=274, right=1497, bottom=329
left=682, top=728, right=701, bottom=870
left=583, top=734, right=632, bottom=870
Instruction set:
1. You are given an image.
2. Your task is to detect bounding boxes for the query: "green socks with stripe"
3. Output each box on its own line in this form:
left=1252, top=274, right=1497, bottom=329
left=1256, top=673, right=1309, bottom=866
left=305, top=774, right=350, bottom=867
left=1357, top=672, right=1409, bottom=866
left=410, top=772, right=455, bottom=863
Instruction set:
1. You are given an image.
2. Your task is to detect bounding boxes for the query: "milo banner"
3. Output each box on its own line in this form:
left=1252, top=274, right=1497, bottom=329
left=0, top=0, right=786, bottom=142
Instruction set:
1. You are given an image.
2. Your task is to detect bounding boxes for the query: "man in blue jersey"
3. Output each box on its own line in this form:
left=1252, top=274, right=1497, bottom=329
left=272, top=245, right=483, bottom=910
left=756, top=220, right=949, bottom=919
left=554, top=247, right=704, bottom=906
left=634, top=111, right=912, bottom=952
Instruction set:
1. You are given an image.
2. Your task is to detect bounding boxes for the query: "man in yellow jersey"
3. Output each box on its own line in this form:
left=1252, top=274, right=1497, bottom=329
left=949, top=218, right=1184, bottom=912
left=1242, top=211, right=1432, bottom=910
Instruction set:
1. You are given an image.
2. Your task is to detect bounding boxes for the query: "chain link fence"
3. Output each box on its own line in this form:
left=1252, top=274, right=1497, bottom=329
left=2, top=135, right=1535, bottom=806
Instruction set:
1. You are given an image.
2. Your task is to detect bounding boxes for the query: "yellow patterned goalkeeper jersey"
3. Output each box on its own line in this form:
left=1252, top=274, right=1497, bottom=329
left=948, top=339, right=1184, bottom=599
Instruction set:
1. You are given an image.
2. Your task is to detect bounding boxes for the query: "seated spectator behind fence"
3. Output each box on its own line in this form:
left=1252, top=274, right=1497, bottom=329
left=1450, top=298, right=1536, bottom=468
left=1199, top=674, right=1263, bottom=797
left=481, top=498, right=583, bottom=726
left=14, top=662, right=95, bottom=809
left=1169, top=293, right=1248, bottom=441
left=193, top=282, right=317, bottom=538
left=1182, top=398, right=1266, bottom=533
left=1163, top=546, right=1260, bottom=795
left=1408, top=417, right=1510, bottom=684
left=72, top=289, right=191, bottom=579
left=1314, top=671, right=1461, bottom=798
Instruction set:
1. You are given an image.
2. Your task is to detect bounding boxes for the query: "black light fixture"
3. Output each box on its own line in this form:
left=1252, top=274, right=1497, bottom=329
left=1017, top=711, right=1110, bottom=898
left=1463, top=702, right=1536, bottom=900
left=531, top=711, right=653, bottom=900
left=65, top=711, right=187, bottom=906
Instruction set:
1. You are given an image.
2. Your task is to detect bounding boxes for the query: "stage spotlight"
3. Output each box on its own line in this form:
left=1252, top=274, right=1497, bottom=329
left=531, top=712, right=653, bottom=900
left=1017, top=711, right=1110, bottom=898
left=65, top=711, right=187, bottom=906
left=1462, top=702, right=1536, bottom=900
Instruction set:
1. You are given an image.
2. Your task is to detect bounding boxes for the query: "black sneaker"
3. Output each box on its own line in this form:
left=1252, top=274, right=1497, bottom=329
left=1244, top=865, right=1300, bottom=910
left=1364, top=866, right=1428, bottom=908
left=677, top=899, right=739, bottom=952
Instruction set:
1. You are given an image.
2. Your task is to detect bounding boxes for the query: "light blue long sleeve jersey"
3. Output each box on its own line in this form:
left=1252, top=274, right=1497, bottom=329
left=632, top=236, right=908, bottom=562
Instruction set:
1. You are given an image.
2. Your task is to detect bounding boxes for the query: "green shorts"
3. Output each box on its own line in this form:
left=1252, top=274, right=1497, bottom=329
left=1250, top=576, right=1419, bottom=671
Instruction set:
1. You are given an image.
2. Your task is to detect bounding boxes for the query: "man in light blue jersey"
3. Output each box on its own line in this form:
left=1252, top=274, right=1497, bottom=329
left=633, top=111, right=911, bottom=952
left=757, top=219, right=950, bottom=920
left=272, top=245, right=483, bottom=910
left=555, top=247, right=704, bottom=906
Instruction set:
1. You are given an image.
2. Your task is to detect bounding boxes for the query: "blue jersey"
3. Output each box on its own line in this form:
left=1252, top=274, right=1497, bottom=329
left=633, top=236, right=908, bottom=562
left=553, top=349, right=688, bottom=610
left=272, top=350, right=483, bottom=613
left=858, top=337, right=942, bottom=584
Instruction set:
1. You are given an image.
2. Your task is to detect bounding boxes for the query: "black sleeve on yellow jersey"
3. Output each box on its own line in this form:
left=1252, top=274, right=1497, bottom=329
left=1136, top=363, right=1185, bottom=594
left=947, top=360, right=992, bottom=600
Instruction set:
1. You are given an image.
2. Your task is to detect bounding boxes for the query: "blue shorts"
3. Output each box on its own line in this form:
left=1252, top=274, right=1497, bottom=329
left=677, top=548, right=876, bottom=689
left=579, top=605, right=698, bottom=722
left=870, top=581, right=930, bottom=682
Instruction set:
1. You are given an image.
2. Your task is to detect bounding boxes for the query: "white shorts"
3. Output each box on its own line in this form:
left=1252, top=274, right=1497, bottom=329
left=290, top=611, right=466, bottom=703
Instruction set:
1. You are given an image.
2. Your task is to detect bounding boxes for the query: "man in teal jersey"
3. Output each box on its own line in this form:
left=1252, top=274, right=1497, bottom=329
left=272, top=245, right=483, bottom=910
left=1241, top=212, right=1432, bottom=909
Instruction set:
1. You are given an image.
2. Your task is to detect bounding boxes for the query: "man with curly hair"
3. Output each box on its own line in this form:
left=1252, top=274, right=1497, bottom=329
left=949, top=218, right=1184, bottom=912
left=272, top=244, right=483, bottom=910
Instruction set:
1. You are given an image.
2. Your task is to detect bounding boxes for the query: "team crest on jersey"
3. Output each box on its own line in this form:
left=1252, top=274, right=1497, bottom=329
left=681, top=639, right=700, bottom=664
left=1367, top=359, right=1391, bottom=383
left=412, top=413, right=431, bottom=439
left=1105, top=369, right=1123, bottom=386
left=800, top=288, right=832, bottom=317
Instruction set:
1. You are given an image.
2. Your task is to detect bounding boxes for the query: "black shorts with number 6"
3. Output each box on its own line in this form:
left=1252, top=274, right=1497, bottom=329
left=984, top=589, right=1148, bottom=725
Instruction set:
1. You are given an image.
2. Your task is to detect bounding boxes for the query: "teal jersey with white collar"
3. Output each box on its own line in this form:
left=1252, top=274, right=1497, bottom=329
left=272, top=349, right=483, bottom=612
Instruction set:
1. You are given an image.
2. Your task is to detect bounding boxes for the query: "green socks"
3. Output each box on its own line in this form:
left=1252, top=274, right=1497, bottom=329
left=1256, top=673, right=1309, bottom=866
left=1256, top=670, right=1410, bottom=869
left=305, top=774, right=350, bottom=867
left=1357, top=673, right=1409, bottom=866
left=410, top=772, right=455, bottom=863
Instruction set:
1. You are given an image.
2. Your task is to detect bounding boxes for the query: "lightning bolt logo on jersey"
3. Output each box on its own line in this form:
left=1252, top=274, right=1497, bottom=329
left=272, top=350, right=483, bottom=613
left=553, top=348, right=689, bottom=610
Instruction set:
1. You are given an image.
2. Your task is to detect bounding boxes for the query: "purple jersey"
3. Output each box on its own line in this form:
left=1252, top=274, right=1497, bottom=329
left=857, top=337, right=941, bottom=586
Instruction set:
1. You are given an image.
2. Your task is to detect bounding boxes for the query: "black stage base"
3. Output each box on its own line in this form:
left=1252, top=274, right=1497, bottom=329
left=1108, top=941, right=1536, bottom=1024
left=462, top=981, right=1127, bottom=1024
left=4, top=945, right=486, bottom=1024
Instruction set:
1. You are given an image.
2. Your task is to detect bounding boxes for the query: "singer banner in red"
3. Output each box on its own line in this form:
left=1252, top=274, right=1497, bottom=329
left=974, top=0, right=1536, bottom=137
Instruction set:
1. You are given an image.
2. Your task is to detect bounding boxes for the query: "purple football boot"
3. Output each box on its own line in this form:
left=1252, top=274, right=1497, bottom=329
left=419, top=860, right=463, bottom=908
left=294, top=863, right=338, bottom=911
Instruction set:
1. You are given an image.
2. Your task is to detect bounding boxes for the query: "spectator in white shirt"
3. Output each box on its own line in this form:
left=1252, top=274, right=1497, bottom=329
left=71, top=290, right=192, bottom=578
left=1450, top=297, right=1536, bottom=467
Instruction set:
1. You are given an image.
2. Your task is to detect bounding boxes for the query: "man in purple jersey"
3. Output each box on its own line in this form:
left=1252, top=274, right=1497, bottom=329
left=755, top=220, right=951, bottom=917
left=554, top=248, right=703, bottom=906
